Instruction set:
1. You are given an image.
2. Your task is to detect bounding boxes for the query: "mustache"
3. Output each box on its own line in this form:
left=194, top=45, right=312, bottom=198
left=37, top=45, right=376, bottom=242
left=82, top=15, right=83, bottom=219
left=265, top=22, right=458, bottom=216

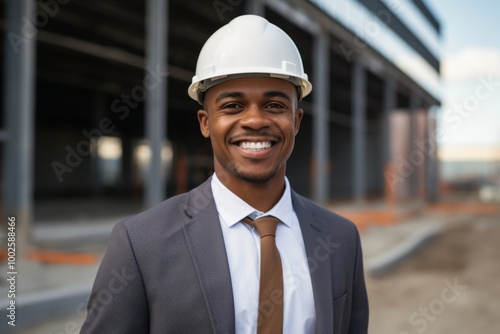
left=229, top=132, right=282, bottom=142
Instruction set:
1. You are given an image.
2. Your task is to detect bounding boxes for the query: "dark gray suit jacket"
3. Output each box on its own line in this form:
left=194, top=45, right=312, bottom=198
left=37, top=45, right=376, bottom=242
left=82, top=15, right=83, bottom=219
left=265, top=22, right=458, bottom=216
left=81, top=178, right=368, bottom=333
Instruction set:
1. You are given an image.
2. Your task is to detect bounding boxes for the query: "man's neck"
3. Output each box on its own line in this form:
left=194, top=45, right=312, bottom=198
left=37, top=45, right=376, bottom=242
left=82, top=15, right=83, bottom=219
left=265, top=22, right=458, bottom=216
left=214, top=170, right=286, bottom=213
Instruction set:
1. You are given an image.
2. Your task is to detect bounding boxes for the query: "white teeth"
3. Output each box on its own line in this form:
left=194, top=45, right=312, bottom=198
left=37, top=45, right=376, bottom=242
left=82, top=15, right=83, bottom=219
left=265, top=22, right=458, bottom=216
left=239, top=141, right=272, bottom=151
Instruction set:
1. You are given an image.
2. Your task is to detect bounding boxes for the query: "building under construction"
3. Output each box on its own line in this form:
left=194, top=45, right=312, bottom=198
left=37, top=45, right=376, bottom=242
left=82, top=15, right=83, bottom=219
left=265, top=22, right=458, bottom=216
left=1, top=0, right=441, bottom=222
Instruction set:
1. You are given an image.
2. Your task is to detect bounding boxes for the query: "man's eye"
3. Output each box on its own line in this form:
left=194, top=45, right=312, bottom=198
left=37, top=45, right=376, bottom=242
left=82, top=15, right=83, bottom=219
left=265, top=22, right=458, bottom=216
left=266, top=103, right=286, bottom=110
left=221, top=103, right=241, bottom=109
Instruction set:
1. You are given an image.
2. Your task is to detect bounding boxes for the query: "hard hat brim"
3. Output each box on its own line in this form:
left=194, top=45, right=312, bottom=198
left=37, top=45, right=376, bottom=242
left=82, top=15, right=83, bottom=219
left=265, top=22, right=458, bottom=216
left=188, top=73, right=312, bottom=104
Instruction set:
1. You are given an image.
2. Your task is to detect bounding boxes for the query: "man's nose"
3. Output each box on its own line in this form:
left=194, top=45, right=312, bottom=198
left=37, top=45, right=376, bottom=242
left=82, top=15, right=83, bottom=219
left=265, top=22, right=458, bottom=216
left=239, top=104, right=272, bottom=129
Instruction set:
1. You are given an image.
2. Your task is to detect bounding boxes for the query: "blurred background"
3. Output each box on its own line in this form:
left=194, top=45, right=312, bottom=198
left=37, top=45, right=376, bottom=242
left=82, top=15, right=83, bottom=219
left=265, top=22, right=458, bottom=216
left=0, top=0, right=499, bottom=333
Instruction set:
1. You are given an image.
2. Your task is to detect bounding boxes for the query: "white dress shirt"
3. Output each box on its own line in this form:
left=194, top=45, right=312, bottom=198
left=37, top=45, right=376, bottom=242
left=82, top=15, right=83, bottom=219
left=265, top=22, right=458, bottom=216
left=211, top=173, right=316, bottom=334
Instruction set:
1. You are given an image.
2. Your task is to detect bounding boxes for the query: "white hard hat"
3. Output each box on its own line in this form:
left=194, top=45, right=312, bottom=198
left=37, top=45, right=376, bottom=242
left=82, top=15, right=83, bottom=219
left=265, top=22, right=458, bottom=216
left=188, top=15, right=312, bottom=104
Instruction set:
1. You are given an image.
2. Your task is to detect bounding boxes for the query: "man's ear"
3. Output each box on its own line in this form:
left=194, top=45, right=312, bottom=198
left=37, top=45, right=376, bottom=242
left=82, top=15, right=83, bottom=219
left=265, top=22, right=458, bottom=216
left=294, top=108, right=304, bottom=135
left=197, top=109, right=210, bottom=138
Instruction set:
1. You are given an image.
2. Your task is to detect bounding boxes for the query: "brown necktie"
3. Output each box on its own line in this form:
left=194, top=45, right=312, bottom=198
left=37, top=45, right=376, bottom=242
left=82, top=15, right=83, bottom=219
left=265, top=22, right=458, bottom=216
left=243, top=216, right=284, bottom=334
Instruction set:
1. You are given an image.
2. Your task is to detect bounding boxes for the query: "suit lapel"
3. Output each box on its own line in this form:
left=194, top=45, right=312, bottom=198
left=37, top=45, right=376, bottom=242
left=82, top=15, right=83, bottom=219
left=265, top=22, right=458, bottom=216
left=292, top=192, right=334, bottom=333
left=182, top=180, right=235, bottom=333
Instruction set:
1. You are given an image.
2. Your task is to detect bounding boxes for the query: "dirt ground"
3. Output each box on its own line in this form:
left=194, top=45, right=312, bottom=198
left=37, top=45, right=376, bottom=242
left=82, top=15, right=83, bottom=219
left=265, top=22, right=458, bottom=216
left=367, top=215, right=500, bottom=334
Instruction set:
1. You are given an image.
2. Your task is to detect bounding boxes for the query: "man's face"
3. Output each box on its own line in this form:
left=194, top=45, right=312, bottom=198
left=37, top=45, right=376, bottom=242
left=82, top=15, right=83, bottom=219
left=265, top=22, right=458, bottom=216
left=197, top=77, right=304, bottom=185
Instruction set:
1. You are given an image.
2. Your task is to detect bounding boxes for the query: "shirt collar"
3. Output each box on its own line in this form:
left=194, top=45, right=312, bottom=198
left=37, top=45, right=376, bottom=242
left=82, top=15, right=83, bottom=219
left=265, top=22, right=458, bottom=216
left=211, top=173, right=293, bottom=228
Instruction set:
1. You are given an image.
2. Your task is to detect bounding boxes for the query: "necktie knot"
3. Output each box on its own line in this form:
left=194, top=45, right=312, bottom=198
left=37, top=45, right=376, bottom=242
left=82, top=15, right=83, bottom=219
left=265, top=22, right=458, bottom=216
left=243, top=216, right=279, bottom=239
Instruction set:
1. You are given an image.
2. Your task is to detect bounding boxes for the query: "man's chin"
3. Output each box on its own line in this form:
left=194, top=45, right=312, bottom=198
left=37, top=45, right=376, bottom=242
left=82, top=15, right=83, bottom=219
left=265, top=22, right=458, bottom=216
left=233, top=169, right=278, bottom=184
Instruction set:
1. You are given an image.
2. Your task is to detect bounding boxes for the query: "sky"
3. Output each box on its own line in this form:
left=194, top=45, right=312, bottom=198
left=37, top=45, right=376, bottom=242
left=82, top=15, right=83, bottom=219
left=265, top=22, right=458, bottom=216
left=426, top=0, right=500, bottom=148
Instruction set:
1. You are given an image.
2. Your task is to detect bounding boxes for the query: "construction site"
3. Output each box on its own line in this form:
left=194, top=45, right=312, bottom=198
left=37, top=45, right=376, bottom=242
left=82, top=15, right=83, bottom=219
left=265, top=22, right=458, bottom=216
left=0, top=0, right=499, bottom=333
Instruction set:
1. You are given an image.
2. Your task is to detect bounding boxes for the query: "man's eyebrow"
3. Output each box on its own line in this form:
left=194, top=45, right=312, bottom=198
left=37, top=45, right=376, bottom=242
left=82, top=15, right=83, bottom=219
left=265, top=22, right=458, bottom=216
left=215, top=92, right=244, bottom=103
left=264, top=91, right=291, bottom=101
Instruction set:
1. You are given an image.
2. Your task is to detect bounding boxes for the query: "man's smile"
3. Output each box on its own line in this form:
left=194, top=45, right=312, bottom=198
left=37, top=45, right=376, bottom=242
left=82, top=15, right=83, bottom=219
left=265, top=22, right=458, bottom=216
left=238, top=141, right=273, bottom=151
left=229, top=132, right=282, bottom=155
left=229, top=134, right=282, bottom=160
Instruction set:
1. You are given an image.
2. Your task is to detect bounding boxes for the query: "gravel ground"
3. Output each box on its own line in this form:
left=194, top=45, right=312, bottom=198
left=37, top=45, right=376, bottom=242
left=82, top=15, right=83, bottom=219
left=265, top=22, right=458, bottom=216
left=367, top=215, right=500, bottom=334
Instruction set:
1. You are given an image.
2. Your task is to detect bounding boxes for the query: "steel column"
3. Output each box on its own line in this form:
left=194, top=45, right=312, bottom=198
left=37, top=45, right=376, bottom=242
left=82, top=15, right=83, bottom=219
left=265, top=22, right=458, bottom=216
left=382, top=76, right=396, bottom=165
left=145, top=0, right=168, bottom=207
left=351, top=59, right=366, bottom=202
left=245, top=0, right=265, bottom=16
left=2, top=0, right=37, bottom=250
left=409, top=92, right=420, bottom=198
left=426, top=107, right=439, bottom=202
left=312, top=30, right=330, bottom=203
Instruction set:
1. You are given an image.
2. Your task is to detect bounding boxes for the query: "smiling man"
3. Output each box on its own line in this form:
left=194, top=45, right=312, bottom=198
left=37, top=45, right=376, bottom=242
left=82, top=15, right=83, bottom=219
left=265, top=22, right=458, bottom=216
left=81, top=15, right=368, bottom=334
left=198, top=77, right=302, bottom=210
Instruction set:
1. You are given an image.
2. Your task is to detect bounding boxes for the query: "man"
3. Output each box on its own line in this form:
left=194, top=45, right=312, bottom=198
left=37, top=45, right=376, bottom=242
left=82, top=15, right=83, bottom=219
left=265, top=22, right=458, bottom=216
left=81, top=15, right=368, bottom=334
